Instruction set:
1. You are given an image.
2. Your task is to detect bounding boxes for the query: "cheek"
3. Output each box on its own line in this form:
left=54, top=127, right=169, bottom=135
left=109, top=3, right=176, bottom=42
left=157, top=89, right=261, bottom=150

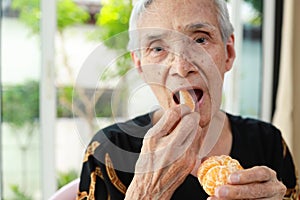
left=140, top=64, right=166, bottom=84
left=209, top=49, right=227, bottom=77
left=140, top=57, right=176, bottom=110
left=140, top=55, right=172, bottom=84
left=148, top=79, right=176, bottom=110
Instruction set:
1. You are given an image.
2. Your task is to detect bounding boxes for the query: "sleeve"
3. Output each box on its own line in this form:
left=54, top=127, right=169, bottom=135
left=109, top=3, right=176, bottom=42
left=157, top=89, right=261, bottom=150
left=76, top=141, right=110, bottom=200
left=280, top=139, right=300, bottom=200
left=76, top=140, right=129, bottom=200
left=270, top=127, right=299, bottom=200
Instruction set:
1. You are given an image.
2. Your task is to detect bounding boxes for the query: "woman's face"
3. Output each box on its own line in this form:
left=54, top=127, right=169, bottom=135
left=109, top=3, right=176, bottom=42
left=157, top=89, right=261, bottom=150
left=131, top=0, right=235, bottom=128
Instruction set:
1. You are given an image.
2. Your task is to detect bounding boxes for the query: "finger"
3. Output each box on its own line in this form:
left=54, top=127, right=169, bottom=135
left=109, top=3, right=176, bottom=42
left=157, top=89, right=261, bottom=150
left=162, top=113, right=201, bottom=177
left=191, top=125, right=202, bottom=151
left=207, top=197, right=217, bottom=200
left=207, top=197, right=214, bottom=200
left=150, top=113, right=199, bottom=167
left=146, top=105, right=191, bottom=138
left=170, top=112, right=200, bottom=147
left=215, top=180, right=286, bottom=199
left=207, top=196, right=228, bottom=200
left=228, top=166, right=276, bottom=184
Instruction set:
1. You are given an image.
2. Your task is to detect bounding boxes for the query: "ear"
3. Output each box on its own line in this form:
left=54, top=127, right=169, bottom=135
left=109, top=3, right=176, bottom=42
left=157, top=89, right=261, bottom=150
left=131, top=52, right=142, bottom=74
left=224, top=34, right=236, bottom=72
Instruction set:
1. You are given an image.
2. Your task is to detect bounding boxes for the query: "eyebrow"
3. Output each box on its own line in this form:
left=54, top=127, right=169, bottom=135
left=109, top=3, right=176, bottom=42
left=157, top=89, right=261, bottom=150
left=140, top=23, right=217, bottom=44
left=144, top=32, right=168, bottom=41
left=184, top=22, right=217, bottom=32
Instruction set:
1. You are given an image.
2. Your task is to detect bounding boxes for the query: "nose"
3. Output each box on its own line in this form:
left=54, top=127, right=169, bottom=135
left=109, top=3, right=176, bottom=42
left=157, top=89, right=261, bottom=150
left=169, top=55, right=197, bottom=77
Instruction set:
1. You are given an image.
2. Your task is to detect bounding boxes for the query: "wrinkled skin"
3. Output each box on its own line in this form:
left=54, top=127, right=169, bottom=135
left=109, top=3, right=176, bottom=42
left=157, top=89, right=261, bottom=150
left=125, top=0, right=287, bottom=199
left=210, top=166, right=286, bottom=200
left=125, top=105, right=202, bottom=199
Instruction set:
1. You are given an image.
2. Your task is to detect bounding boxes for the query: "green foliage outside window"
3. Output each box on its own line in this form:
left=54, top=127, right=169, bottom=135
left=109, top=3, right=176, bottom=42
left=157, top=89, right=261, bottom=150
left=2, top=81, right=39, bottom=199
left=56, top=0, right=90, bottom=32
left=96, top=0, right=132, bottom=50
left=57, top=170, right=78, bottom=189
left=11, top=0, right=90, bottom=34
left=93, top=0, right=133, bottom=78
left=57, top=86, right=113, bottom=118
left=225, top=0, right=262, bottom=25
left=2, top=80, right=39, bottom=128
left=11, top=0, right=40, bottom=34
left=10, top=185, right=33, bottom=200
left=244, top=0, right=262, bottom=25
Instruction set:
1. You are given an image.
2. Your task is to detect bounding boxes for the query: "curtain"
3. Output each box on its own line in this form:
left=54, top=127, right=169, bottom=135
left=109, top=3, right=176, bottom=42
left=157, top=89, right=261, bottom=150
left=272, top=0, right=294, bottom=150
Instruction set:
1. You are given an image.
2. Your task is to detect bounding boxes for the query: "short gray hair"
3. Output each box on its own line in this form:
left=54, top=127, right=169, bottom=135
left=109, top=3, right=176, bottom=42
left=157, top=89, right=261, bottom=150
left=127, top=0, right=234, bottom=51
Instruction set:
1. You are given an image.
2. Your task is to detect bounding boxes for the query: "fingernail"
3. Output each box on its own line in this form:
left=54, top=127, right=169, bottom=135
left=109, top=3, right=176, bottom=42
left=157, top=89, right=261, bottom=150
left=200, top=156, right=208, bottom=164
left=229, top=173, right=240, bottom=183
left=215, top=187, right=228, bottom=197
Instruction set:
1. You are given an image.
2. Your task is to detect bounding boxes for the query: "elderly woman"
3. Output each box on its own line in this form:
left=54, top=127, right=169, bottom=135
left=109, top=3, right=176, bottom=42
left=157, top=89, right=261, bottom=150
left=77, top=0, right=299, bottom=199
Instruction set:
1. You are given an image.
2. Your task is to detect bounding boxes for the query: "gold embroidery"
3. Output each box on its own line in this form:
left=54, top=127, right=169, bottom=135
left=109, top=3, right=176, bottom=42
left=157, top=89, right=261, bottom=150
left=282, top=139, right=287, bottom=158
left=76, top=191, right=88, bottom=200
left=77, top=167, right=111, bottom=200
left=88, top=171, right=97, bottom=200
left=284, top=186, right=299, bottom=200
left=285, top=168, right=300, bottom=200
left=95, top=166, right=104, bottom=180
left=83, top=141, right=101, bottom=162
left=105, top=153, right=127, bottom=194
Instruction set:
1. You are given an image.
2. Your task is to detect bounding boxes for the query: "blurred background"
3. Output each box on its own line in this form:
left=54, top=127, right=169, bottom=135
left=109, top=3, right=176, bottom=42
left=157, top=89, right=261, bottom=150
left=0, top=0, right=299, bottom=199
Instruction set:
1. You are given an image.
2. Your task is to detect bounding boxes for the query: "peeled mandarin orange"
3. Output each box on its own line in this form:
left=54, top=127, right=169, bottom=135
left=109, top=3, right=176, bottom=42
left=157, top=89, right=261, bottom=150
left=197, top=155, right=243, bottom=196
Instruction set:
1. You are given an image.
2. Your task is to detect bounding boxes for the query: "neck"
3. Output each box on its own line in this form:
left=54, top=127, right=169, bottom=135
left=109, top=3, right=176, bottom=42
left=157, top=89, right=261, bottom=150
left=191, top=111, right=232, bottom=176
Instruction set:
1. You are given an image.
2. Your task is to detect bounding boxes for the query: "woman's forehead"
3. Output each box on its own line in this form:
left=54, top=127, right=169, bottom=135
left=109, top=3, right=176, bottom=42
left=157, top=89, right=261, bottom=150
left=137, top=0, right=219, bottom=30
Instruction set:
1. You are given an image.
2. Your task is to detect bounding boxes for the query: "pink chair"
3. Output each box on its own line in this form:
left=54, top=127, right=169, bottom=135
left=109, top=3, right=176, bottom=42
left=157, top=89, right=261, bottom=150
left=49, top=178, right=80, bottom=200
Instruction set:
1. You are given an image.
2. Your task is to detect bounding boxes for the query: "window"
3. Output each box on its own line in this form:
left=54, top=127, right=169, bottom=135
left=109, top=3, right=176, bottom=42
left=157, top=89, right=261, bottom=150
left=1, top=0, right=42, bottom=198
left=223, top=0, right=276, bottom=122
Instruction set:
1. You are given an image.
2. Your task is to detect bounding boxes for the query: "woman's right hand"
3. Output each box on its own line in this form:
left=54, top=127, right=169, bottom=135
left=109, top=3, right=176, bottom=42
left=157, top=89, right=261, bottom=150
left=125, top=105, right=202, bottom=199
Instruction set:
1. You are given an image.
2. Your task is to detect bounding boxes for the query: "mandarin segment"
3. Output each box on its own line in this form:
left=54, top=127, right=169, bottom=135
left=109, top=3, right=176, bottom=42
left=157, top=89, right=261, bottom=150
left=197, top=158, right=220, bottom=182
left=180, top=90, right=195, bottom=111
left=202, top=166, right=230, bottom=196
left=197, top=155, right=243, bottom=196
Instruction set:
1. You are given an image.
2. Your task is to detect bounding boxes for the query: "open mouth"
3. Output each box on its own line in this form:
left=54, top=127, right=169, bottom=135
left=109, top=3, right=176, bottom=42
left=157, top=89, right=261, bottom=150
left=173, top=89, right=204, bottom=105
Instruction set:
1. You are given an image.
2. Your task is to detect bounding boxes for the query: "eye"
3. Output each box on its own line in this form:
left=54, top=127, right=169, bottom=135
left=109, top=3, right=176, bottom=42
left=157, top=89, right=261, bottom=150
left=195, top=37, right=207, bottom=44
left=149, top=46, right=167, bottom=58
left=147, top=41, right=168, bottom=59
left=151, top=46, right=164, bottom=52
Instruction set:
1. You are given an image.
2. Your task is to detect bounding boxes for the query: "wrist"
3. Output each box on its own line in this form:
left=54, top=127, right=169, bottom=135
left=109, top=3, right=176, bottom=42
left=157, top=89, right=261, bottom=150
left=125, top=177, right=170, bottom=200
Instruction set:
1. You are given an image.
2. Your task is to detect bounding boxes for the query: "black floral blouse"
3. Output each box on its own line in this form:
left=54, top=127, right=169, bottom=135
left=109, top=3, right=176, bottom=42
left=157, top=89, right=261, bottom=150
left=77, top=113, right=299, bottom=200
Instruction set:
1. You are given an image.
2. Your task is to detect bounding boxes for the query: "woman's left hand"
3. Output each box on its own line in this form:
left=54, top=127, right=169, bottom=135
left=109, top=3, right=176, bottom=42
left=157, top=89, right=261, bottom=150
left=208, top=166, right=287, bottom=200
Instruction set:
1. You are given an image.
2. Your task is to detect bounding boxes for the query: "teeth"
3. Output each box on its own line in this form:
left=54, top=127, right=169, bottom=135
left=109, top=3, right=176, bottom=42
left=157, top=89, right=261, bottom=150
left=179, top=90, right=195, bottom=111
